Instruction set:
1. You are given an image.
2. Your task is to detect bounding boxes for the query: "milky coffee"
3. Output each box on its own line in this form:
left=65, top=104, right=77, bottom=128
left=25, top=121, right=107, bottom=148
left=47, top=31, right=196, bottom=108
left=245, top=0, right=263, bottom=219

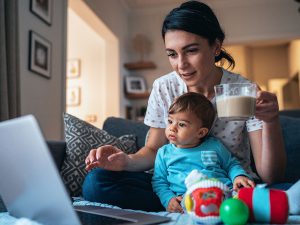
left=216, top=96, right=256, bottom=119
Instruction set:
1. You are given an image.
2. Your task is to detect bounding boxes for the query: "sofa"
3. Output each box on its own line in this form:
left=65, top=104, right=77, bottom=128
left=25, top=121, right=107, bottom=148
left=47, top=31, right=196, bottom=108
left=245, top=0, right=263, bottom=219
left=50, top=110, right=300, bottom=185
left=1, top=110, right=300, bottom=217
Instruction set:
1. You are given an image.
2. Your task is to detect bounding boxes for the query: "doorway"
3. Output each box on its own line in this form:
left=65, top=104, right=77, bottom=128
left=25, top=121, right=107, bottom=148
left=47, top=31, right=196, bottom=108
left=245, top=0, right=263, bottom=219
left=66, top=0, right=120, bottom=128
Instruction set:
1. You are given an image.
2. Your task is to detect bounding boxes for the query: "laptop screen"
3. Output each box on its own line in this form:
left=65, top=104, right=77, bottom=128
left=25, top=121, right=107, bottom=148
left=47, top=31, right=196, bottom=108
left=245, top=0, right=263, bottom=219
left=0, top=115, right=170, bottom=225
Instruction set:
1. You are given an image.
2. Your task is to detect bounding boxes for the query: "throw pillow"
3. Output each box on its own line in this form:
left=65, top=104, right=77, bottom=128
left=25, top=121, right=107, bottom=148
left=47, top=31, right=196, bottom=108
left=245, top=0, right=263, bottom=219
left=61, top=113, right=137, bottom=197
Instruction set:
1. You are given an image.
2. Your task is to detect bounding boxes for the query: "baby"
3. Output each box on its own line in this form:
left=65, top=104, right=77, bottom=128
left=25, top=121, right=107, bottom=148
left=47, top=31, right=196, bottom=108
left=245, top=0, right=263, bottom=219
left=152, top=92, right=255, bottom=213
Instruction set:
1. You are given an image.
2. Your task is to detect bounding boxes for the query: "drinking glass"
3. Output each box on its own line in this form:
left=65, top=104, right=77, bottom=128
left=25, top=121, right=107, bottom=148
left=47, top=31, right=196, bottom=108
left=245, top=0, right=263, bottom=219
left=214, top=83, right=257, bottom=120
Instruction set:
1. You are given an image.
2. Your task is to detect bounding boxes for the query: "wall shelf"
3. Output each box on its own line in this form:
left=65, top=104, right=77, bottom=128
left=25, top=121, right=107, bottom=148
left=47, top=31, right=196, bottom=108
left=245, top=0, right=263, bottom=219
left=125, top=92, right=150, bottom=99
left=124, top=61, right=156, bottom=70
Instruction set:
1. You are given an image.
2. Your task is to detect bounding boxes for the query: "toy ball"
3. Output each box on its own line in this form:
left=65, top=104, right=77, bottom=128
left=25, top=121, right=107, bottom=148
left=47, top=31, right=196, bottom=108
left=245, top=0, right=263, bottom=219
left=220, top=198, right=249, bottom=225
left=184, top=170, right=231, bottom=224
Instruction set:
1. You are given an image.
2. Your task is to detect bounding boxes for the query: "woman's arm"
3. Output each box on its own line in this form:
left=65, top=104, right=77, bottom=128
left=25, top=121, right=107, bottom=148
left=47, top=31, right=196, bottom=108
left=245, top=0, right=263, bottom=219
left=126, top=127, right=168, bottom=171
left=249, top=90, right=286, bottom=184
left=85, top=127, right=167, bottom=172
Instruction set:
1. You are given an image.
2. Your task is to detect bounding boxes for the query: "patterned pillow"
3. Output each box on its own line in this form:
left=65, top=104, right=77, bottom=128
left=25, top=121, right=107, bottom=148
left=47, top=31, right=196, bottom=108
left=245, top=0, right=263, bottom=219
left=61, top=113, right=137, bottom=197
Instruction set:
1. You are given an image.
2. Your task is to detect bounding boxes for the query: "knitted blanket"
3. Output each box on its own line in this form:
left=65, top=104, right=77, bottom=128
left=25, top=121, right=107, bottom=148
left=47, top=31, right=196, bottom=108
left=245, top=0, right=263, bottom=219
left=1, top=200, right=299, bottom=225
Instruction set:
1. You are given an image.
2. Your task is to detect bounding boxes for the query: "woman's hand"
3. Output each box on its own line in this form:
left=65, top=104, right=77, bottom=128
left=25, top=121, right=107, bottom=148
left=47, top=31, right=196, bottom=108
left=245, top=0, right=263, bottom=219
left=255, top=90, right=279, bottom=123
left=233, top=176, right=255, bottom=192
left=84, top=127, right=167, bottom=172
left=250, top=88, right=286, bottom=184
left=85, top=145, right=129, bottom=172
left=167, top=196, right=183, bottom=213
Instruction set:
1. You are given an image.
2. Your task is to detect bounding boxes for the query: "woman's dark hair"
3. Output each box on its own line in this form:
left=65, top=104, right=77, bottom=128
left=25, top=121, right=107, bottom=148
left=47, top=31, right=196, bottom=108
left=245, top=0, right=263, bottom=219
left=162, top=0, right=235, bottom=69
left=168, top=92, right=215, bottom=130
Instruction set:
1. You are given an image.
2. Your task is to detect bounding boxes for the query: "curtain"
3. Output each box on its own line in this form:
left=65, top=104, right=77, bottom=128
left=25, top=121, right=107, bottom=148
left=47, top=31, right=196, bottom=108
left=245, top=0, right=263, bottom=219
left=0, top=0, right=20, bottom=121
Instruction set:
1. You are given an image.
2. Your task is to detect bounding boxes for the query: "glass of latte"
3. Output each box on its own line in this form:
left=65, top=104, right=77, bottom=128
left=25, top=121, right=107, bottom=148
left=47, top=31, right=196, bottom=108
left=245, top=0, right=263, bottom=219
left=214, top=83, right=257, bottom=120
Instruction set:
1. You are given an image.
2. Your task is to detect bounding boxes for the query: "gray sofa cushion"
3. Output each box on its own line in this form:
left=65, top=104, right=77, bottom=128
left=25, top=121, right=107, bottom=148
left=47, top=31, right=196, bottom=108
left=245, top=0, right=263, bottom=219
left=47, top=141, right=66, bottom=170
left=279, top=109, right=300, bottom=118
left=103, top=117, right=150, bottom=149
left=280, top=115, right=300, bottom=183
left=102, top=116, right=300, bottom=182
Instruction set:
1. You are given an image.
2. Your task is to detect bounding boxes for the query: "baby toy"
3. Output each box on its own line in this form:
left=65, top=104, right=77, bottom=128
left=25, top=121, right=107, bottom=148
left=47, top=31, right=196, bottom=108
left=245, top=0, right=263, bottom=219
left=184, top=170, right=231, bottom=224
left=184, top=170, right=289, bottom=224
left=237, top=187, right=289, bottom=224
left=219, top=198, right=249, bottom=225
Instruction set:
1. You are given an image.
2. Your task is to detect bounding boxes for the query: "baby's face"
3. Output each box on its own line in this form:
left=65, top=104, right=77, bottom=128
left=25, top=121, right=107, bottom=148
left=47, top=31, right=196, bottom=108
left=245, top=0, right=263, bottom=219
left=166, top=111, right=205, bottom=148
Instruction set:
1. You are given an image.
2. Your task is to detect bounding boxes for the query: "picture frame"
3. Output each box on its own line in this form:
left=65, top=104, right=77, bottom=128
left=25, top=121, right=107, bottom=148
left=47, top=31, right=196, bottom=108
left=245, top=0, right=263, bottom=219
left=29, top=31, right=51, bottom=79
left=67, top=87, right=81, bottom=106
left=30, top=0, right=52, bottom=25
left=67, top=59, right=81, bottom=78
left=125, top=76, right=147, bottom=94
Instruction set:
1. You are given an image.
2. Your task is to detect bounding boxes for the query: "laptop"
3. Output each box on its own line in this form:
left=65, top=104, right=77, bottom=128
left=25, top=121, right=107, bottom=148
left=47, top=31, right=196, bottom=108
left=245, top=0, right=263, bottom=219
left=0, top=115, right=170, bottom=225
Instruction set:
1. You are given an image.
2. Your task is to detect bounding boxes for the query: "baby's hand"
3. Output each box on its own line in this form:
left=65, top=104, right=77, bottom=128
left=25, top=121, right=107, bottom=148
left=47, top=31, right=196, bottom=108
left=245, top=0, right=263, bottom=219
left=233, top=176, right=255, bottom=191
left=167, top=196, right=183, bottom=213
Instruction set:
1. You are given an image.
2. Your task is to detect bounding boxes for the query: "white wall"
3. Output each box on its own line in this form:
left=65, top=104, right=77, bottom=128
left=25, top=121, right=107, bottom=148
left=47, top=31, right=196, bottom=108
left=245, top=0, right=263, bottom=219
left=123, top=0, right=300, bottom=112
left=251, top=45, right=289, bottom=87
left=18, top=0, right=67, bottom=140
left=69, top=0, right=121, bottom=122
left=17, top=0, right=129, bottom=140
left=213, top=0, right=300, bottom=45
left=289, top=40, right=300, bottom=77
left=225, top=46, right=253, bottom=80
left=128, top=5, right=176, bottom=90
left=67, top=9, right=105, bottom=128
left=16, top=0, right=300, bottom=139
left=126, top=0, right=300, bottom=87
left=222, top=44, right=290, bottom=89
left=83, top=0, right=130, bottom=117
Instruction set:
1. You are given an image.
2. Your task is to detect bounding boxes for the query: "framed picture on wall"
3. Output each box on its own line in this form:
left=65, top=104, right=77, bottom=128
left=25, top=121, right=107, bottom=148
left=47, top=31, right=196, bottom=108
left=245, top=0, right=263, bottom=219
left=67, top=59, right=81, bottom=78
left=28, top=31, right=51, bottom=79
left=67, top=87, right=81, bottom=106
left=30, top=0, right=52, bottom=25
left=125, top=76, right=147, bottom=94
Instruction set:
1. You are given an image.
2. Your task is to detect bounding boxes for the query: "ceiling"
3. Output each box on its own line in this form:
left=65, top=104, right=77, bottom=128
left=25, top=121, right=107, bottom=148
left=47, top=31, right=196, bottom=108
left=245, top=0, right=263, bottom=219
left=121, top=0, right=300, bottom=12
left=120, top=0, right=294, bottom=47
left=121, top=0, right=185, bottom=10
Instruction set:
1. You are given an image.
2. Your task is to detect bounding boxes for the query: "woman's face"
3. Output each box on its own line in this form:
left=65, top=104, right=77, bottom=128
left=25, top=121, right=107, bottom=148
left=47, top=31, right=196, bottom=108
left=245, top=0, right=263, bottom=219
left=164, top=30, right=221, bottom=89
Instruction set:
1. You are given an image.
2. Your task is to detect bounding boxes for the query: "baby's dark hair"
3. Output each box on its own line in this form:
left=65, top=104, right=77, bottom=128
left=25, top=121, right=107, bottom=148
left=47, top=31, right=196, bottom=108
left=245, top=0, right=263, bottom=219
left=162, top=0, right=235, bottom=69
left=168, top=92, right=215, bottom=130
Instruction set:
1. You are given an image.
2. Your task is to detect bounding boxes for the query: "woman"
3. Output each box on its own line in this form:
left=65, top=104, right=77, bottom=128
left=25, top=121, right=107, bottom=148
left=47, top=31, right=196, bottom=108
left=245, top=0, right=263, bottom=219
left=83, top=1, right=286, bottom=211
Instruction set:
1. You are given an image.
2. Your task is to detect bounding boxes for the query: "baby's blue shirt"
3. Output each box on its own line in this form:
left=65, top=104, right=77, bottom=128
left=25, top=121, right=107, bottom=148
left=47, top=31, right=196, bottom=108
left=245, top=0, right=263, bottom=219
left=152, top=137, right=251, bottom=208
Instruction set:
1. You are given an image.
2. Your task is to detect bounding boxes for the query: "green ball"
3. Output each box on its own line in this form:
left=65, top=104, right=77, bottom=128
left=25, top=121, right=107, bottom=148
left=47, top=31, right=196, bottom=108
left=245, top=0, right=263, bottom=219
left=220, top=198, right=249, bottom=225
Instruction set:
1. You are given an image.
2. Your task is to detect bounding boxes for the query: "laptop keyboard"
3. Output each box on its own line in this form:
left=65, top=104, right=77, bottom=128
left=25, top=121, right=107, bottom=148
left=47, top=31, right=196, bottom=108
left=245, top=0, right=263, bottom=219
left=77, top=211, right=133, bottom=225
